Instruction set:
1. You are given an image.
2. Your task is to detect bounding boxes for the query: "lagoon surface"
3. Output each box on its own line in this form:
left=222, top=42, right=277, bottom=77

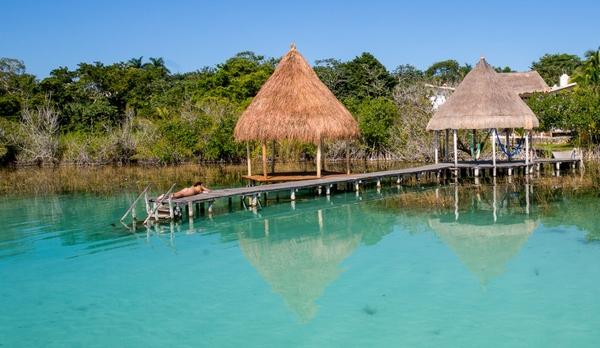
left=1, top=169, right=600, bottom=347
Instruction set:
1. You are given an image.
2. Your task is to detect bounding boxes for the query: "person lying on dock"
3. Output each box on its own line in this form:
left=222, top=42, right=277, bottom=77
left=158, top=182, right=210, bottom=200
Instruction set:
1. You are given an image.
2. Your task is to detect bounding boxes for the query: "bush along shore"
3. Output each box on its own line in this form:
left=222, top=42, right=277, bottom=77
left=1, top=48, right=599, bottom=166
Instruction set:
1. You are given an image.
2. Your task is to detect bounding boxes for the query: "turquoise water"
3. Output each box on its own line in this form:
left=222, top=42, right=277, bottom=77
left=2, top=181, right=600, bottom=347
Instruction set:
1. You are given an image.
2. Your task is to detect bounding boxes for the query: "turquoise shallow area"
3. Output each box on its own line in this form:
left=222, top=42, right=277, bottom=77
left=1, top=184, right=600, bottom=347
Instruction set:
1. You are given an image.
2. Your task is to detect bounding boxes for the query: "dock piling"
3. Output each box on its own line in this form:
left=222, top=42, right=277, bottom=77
left=188, top=202, right=194, bottom=218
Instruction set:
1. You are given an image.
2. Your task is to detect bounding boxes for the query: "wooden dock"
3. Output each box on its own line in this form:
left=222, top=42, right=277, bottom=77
left=133, top=158, right=581, bottom=222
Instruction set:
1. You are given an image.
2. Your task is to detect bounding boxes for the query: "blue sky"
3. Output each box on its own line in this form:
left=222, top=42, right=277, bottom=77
left=1, top=0, right=598, bottom=77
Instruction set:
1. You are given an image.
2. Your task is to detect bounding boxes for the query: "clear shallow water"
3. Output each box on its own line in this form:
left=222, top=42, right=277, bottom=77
left=1, top=181, right=600, bottom=347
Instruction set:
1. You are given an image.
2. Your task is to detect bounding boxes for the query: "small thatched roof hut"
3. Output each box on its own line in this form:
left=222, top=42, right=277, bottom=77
left=426, top=58, right=539, bottom=131
left=497, top=71, right=550, bottom=96
left=234, top=44, right=359, bottom=179
left=234, top=45, right=358, bottom=143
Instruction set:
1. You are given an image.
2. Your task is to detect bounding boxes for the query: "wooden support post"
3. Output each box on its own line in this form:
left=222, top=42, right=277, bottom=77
left=246, top=142, right=252, bottom=176
left=144, top=191, right=150, bottom=215
left=326, top=185, right=331, bottom=196
left=261, top=142, right=268, bottom=179
left=208, top=202, right=214, bottom=215
left=271, top=141, right=276, bottom=174
left=444, top=129, right=449, bottom=161
left=434, top=130, right=439, bottom=164
left=188, top=202, right=193, bottom=218
left=376, top=179, right=381, bottom=188
left=525, top=130, right=530, bottom=171
left=346, top=141, right=351, bottom=175
left=316, top=138, right=322, bottom=178
left=472, top=129, right=478, bottom=160
left=491, top=129, right=497, bottom=177
left=290, top=190, right=296, bottom=201
left=453, top=129, right=458, bottom=168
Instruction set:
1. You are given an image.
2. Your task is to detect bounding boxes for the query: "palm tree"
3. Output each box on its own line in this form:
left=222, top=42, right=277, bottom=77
left=127, top=56, right=143, bottom=69
left=573, top=47, right=600, bottom=90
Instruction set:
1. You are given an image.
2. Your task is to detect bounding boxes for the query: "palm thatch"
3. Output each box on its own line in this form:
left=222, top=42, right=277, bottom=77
left=234, top=45, right=359, bottom=143
left=498, top=71, right=550, bottom=96
left=426, top=58, right=539, bottom=130
left=429, top=218, right=538, bottom=284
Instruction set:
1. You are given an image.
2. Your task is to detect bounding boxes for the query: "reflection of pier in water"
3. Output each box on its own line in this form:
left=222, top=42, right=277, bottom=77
left=430, top=178, right=538, bottom=284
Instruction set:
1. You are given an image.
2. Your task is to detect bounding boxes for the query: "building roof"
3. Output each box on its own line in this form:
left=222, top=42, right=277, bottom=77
left=426, top=58, right=539, bottom=130
left=497, top=71, right=551, bottom=96
left=234, top=45, right=359, bottom=143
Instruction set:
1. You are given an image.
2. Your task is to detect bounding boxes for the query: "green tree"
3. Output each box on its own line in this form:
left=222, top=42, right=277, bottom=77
left=0, top=58, right=37, bottom=119
left=572, top=47, right=600, bottom=91
left=343, top=53, right=396, bottom=99
left=425, top=60, right=470, bottom=85
left=531, top=53, right=582, bottom=86
left=346, top=97, right=399, bottom=155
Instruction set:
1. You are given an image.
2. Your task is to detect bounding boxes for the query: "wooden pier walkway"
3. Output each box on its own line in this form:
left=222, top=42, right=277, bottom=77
left=172, top=162, right=451, bottom=206
left=122, top=157, right=581, bottom=223
left=165, top=158, right=579, bottom=217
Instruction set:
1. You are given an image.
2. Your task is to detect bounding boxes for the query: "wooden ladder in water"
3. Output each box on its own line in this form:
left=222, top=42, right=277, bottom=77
left=143, top=183, right=177, bottom=225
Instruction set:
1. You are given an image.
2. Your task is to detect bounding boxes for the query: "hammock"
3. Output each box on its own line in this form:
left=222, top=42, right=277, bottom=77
left=469, top=129, right=492, bottom=160
left=495, top=129, right=524, bottom=159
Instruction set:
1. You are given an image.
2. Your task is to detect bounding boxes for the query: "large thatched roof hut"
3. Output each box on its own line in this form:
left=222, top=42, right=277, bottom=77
left=426, top=57, right=540, bottom=174
left=234, top=44, right=359, bottom=179
left=426, top=58, right=539, bottom=131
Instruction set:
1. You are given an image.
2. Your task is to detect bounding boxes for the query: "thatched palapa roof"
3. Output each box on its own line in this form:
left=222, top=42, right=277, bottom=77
left=498, top=71, right=550, bottom=96
left=426, top=58, right=539, bottom=130
left=234, top=45, right=359, bottom=143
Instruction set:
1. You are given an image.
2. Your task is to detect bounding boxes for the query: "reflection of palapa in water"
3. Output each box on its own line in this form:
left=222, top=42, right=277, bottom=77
left=429, top=216, right=538, bottom=284
left=238, top=209, right=361, bottom=322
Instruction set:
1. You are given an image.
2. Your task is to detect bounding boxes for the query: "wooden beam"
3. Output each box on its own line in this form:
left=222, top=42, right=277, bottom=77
left=246, top=142, right=252, bottom=176
left=316, top=138, right=322, bottom=178
left=434, top=130, right=439, bottom=164
left=262, top=141, right=267, bottom=179
left=453, top=129, right=458, bottom=167
left=525, top=130, right=530, bottom=168
left=271, top=140, right=276, bottom=174
left=491, top=129, right=497, bottom=177
left=444, top=129, right=450, bottom=161
left=346, top=141, right=351, bottom=175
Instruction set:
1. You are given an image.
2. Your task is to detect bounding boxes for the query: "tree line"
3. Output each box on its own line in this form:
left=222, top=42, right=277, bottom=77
left=0, top=48, right=598, bottom=165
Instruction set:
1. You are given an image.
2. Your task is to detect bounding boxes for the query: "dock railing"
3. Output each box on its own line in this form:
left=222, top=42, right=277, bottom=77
left=120, top=185, right=151, bottom=223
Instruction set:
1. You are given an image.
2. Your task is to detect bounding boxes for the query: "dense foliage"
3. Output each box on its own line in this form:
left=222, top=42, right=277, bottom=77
left=0, top=47, right=598, bottom=165
left=527, top=47, right=600, bottom=145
